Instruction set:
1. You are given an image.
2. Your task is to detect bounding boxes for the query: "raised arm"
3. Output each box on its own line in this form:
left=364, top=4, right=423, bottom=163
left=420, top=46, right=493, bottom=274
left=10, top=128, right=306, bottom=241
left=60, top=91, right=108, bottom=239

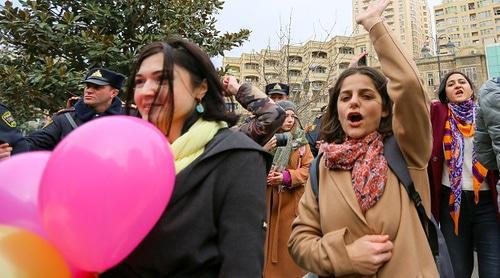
left=223, top=76, right=285, bottom=145
left=357, top=0, right=431, bottom=169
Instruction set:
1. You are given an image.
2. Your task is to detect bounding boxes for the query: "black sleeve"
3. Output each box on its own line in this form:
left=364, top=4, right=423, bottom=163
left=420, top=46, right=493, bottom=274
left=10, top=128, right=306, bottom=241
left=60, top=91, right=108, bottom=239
left=25, top=115, right=64, bottom=151
left=216, top=150, right=267, bottom=278
left=11, top=138, right=31, bottom=154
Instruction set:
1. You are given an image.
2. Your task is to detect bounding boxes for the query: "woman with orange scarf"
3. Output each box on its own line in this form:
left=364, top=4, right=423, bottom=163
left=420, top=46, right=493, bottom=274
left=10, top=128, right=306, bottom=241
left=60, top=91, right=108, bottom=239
left=428, top=71, right=500, bottom=277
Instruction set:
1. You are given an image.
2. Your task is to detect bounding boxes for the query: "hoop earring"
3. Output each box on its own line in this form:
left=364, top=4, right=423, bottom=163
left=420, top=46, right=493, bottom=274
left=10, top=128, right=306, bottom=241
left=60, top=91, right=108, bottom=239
left=195, top=100, right=204, bottom=113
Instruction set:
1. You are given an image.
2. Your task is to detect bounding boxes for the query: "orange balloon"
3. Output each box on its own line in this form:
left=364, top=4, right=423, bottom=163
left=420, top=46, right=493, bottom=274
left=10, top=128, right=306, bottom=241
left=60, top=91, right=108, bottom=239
left=0, top=225, right=70, bottom=277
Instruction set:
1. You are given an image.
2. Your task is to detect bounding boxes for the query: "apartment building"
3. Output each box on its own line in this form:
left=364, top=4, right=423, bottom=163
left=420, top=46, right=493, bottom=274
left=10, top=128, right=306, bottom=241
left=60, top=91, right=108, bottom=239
left=434, top=0, right=500, bottom=50
left=353, top=0, right=432, bottom=58
left=223, top=33, right=371, bottom=117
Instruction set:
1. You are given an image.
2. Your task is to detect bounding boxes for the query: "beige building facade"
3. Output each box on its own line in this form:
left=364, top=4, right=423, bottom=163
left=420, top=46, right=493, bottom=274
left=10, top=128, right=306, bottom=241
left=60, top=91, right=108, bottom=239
left=223, top=33, right=373, bottom=120
left=353, top=0, right=432, bottom=58
left=416, top=45, right=488, bottom=99
left=223, top=0, right=493, bottom=122
left=434, top=0, right=500, bottom=50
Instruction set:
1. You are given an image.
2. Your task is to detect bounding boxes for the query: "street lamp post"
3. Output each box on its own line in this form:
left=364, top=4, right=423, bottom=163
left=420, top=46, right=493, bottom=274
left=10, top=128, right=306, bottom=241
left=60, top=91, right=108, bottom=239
left=421, top=35, right=456, bottom=85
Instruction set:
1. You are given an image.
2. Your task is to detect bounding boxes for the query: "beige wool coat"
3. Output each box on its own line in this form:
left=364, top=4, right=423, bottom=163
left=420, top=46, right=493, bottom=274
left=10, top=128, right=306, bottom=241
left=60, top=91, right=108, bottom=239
left=288, top=22, right=439, bottom=278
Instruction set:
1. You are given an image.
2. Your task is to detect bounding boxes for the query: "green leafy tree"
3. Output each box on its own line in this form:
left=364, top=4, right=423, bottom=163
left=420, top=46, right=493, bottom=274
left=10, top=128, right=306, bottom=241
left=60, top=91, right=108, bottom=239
left=0, top=0, right=249, bottom=121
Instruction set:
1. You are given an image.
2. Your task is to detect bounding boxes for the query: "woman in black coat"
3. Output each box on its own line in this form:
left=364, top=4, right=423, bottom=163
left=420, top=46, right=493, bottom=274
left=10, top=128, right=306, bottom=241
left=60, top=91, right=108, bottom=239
left=103, top=39, right=271, bottom=277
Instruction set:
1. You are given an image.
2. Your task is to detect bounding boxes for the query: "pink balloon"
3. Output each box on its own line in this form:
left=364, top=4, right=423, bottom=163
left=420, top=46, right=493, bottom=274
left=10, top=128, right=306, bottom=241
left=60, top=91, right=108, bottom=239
left=39, top=116, right=175, bottom=272
left=0, top=152, right=50, bottom=236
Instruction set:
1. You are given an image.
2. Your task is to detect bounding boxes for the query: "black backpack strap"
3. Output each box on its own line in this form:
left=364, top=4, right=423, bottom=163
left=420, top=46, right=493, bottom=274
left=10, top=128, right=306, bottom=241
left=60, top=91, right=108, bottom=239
left=309, top=153, right=323, bottom=202
left=383, top=135, right=439, bottom=256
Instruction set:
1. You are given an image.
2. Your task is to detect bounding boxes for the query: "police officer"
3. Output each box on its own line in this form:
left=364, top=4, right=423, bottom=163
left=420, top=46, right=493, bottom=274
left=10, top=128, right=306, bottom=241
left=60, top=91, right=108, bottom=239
left=305, top=113, right=322, bottom=158
left=265, top=83, right=289, bottom=102
left=25, top=67, right=126, bottom=151
left=0, top=102, right=30, bottom=158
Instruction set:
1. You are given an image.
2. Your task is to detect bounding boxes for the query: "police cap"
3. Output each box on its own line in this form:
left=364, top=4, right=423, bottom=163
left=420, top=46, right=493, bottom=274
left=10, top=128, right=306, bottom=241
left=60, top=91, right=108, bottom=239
left=265, top=83, right=289, bottom=96
left=81, top=67, right=126, bottom=90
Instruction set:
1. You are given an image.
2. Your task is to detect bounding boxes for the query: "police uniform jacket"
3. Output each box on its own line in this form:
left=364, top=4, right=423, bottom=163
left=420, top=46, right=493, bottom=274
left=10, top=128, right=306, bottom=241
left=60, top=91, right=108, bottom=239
left=26, top=97, right=123, bottom=151
left=306, top=115, right=322, bottom=157
left=0, top=102, right=30, bottom=154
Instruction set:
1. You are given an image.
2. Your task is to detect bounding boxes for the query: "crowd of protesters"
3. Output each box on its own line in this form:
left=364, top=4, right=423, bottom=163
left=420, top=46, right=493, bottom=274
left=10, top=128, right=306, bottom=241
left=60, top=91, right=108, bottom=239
left=1, top=0, right=499, bottom=277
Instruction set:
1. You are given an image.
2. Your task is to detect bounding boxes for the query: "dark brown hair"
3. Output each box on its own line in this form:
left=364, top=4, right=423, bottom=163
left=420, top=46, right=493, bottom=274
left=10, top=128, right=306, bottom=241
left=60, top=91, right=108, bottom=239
left=320, top=67, right=393, bottom=143
left=437, top=71, right=475, bottom=103
left=125, top=38, right=238, bottom=136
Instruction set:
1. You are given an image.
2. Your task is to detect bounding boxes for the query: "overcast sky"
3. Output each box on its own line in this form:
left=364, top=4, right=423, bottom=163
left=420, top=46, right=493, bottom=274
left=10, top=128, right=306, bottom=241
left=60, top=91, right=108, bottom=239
left=2, top=0, right=444, bottom=65
left=214, top=0, right=443, bottom=65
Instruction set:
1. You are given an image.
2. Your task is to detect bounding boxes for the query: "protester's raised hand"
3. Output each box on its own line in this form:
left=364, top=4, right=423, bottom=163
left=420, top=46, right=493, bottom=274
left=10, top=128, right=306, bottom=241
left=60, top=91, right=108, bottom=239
left=222, top=75, right=241, bottom=96
left=0, top=143, right=12, bottom=160
left=355, top=0, right=390, bottom=31
left=349, top=51, right=368, bottom=68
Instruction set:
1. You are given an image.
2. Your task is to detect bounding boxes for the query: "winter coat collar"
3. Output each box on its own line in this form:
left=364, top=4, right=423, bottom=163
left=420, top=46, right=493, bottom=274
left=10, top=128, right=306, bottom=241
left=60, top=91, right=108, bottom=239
left=74, top=97, right=123, bottom=122
left=169, top=128, right=272, bottom=205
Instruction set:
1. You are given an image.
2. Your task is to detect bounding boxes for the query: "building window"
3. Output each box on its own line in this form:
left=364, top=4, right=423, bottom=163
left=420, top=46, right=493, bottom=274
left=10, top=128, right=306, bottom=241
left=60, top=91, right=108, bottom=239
left=290, top=83, right=301, bottom=92
left=265, top=73, right=278, bottom=80
left=440, top=69, right=450, bottom=80
left=244, top=63, right=259, bottom=70
left=478, top=11, right=491, bottom=18
left=311, top=51, right=328, bottom=59
left=339, top=47, right=354, bottom=54
left=288, top=56, right=302, bottom=63
left=445, top=6, right=457, bottom=14
left=264, top=59, right=278, bottom=67
left=339, top=62, right=350, bottom=69
left=311, top=81, right=326, bottom=90
left=462, top=67, right=477, bottom=83
left=311, top=66, right=327, bottom=73
left=244, top=75, right=259, bottom=83
left=288, top=70, right=301, bottom=77
left=427, top=73, right=434, bottom=86
left=227, top=66, right=240, bottom=74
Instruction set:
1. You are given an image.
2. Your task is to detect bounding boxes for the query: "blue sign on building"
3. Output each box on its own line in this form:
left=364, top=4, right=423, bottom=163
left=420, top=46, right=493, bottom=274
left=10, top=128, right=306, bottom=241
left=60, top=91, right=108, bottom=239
left=486, top=44, right=500, bottom=78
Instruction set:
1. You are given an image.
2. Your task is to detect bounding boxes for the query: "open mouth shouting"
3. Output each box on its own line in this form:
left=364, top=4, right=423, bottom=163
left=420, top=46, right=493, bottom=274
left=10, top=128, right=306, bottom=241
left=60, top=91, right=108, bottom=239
left=347, top=111, right=363, bottom=127
left=453, top=89, right=465, bottom=98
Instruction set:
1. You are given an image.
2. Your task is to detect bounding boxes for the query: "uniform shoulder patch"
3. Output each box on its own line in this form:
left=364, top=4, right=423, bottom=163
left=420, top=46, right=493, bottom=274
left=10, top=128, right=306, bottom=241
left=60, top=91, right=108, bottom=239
left=1, top=111, right=17, bottom=128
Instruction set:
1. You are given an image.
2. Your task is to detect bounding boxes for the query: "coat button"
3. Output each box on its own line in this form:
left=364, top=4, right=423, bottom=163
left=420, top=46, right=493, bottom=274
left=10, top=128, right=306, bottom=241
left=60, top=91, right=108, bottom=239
left=432, top=156, right=438, bottom=162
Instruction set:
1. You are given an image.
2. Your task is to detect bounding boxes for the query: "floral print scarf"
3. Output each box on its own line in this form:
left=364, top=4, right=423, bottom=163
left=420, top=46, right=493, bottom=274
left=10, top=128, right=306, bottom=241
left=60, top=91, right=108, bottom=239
left=320, top=132, right=388, bottom=213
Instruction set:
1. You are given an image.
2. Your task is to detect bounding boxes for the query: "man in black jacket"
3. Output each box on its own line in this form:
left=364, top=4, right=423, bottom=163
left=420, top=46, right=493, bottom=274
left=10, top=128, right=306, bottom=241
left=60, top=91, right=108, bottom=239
left=0, top=102, right=30, bottom=158
left=25, top=67, right=125, bottom=151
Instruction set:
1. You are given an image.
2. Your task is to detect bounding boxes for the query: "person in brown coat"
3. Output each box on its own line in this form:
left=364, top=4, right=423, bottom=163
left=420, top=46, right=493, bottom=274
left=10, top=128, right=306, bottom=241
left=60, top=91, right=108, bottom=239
left=288, top=0, right=438, bottom=277
left=263, top=100, right=314, bottom=277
